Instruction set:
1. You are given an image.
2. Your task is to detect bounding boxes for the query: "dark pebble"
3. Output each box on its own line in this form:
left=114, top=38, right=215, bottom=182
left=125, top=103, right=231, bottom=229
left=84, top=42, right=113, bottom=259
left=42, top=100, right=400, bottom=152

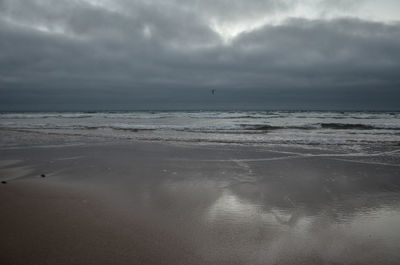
left=41, top=174, right=46, bottom=178
left=1, top=181, right=7, bottom=184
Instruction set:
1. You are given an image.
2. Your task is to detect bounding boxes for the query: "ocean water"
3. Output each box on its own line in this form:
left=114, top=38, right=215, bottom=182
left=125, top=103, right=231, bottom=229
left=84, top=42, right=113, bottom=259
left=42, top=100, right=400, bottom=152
left=1, top=111, right=399, bottom=150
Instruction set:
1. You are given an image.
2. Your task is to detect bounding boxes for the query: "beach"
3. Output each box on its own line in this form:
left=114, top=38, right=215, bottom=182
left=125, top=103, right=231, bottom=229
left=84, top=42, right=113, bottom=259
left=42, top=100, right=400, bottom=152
left=2, top=0, right=400, bottom=262
left=1, top=124, right=400, bottom=265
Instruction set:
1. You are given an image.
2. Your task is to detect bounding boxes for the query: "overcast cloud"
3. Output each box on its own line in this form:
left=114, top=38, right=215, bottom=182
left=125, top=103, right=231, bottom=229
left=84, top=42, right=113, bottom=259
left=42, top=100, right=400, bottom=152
left=0, top=0, right=399, bottom=110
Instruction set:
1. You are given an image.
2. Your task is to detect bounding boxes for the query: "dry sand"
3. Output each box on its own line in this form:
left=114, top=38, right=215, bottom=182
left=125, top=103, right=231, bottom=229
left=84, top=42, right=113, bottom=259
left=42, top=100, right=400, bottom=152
left=1, top=142, right=400, bottom=265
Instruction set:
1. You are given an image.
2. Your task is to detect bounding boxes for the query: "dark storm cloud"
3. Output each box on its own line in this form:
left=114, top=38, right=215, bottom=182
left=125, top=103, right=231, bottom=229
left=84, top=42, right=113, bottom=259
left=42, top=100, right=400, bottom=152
left=0, top=0, right=399, bottom=110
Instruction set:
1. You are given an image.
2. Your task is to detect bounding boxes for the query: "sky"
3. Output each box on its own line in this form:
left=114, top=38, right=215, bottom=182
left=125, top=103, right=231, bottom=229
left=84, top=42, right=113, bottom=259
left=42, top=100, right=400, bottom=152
left=0, top=0, right=400, bottom=111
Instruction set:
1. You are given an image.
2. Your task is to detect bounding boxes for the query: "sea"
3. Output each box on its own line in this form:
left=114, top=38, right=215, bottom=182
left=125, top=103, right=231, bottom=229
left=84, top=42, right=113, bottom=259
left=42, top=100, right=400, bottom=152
left=1, top=110, right=399, bottom=151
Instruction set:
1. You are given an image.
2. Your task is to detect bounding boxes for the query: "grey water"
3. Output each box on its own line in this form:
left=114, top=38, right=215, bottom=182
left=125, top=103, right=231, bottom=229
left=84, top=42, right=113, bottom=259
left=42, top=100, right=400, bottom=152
left=1, top=110, right=399, bottom=151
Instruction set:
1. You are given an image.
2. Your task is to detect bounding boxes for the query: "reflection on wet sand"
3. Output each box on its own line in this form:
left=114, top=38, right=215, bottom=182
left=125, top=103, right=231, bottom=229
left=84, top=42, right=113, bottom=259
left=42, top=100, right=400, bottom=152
left=139, top=149, right=400, bottom=264
left=1, top=143, right=400, bottom=264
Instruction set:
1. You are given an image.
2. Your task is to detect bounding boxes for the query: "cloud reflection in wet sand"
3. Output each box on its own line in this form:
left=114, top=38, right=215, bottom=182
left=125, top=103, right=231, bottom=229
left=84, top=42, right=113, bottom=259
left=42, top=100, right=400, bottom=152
left=201, top=185, right=400, bottom=264
left=148, top=155, right=400, bottom=264
left=3, top=143, right=400, bottom=264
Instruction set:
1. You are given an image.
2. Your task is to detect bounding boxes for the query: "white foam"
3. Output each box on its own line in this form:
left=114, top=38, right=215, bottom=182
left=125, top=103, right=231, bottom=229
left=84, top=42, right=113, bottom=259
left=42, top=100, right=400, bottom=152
left=1, top=111, right=399, bottom=150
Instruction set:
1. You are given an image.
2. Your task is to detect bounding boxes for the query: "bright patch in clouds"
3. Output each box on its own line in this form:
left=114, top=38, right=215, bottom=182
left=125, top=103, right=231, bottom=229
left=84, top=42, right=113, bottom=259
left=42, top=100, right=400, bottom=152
left=208, top=0, right=400, bottom=43
left=210, top=18, right=269, bottom=43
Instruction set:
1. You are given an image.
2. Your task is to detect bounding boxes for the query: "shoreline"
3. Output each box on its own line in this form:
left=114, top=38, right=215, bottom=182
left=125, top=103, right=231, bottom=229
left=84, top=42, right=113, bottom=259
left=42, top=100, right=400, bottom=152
left=1, top=141, right=400, bottom=264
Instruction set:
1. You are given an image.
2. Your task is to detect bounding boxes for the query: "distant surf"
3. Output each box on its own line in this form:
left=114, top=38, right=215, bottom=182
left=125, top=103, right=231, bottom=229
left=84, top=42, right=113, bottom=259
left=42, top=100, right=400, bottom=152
left=1, top=111, right=399, bottom=150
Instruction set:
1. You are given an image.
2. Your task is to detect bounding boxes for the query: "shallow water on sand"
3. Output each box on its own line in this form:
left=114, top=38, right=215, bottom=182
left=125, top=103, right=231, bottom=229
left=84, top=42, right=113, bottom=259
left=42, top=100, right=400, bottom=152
left=1, top=143, right=400, bottom=264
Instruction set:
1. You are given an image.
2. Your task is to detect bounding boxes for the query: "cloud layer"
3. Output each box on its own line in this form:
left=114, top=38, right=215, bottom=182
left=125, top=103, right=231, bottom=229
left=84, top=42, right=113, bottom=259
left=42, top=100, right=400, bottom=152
left=1, top=0, right=399, bottom=110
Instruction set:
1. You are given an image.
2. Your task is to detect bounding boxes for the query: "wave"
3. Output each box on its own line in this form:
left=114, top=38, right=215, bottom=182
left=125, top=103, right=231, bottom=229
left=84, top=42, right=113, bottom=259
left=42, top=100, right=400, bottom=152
left=320, top=123, right=375, bottom=130
left=0, top=113, right=93, bottom=119
left=239, top=123, right=399, bottom=131
left=3, top=123, right=399, bottom=132
left=110, top=127, right=156, bottom=132
left=318, top=123, right=400, bottom=130
left=2, top=111, right=399, bottom=123
left=240, top=124, right=320, bottom=130
left=241, top=124, right=284, bottom=130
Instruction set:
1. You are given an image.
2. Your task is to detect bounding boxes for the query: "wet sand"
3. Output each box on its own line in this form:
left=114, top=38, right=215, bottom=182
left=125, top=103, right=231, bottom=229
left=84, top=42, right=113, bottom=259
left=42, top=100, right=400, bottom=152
left=1, top=142, right=400, bottom=265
